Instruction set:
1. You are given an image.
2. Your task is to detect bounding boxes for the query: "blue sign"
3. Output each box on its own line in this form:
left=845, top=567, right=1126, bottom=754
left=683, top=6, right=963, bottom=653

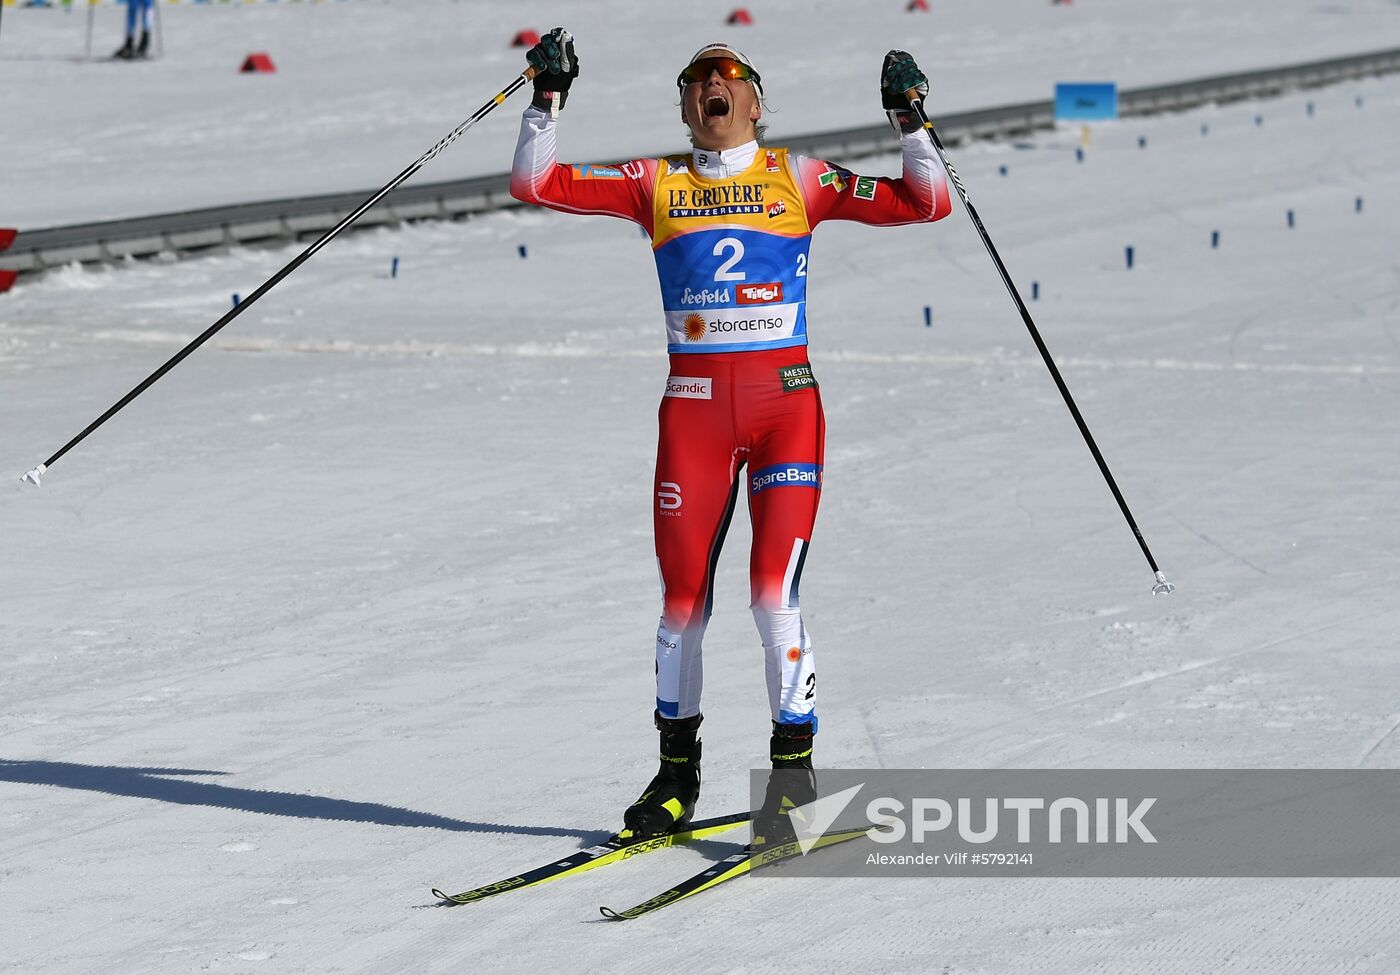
left=1055, top=83, right=1119, bottom=122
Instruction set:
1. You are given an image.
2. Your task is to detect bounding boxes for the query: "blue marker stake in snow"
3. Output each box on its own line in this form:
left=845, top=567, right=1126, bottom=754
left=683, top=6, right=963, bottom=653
left=232, top=293, right=240, bottom=308
left=1307, top=102, right=1315, bottom=117
left=1255, top=114, right=1263, bottom=127
left=1075, top=147, right=1084, bottom=163
left=1201, top=124, right=1209, bottom=136
left=923, top=306, right=932, bottom=327
left=391, top=257, right=399, bottom=279
left=1356, top=196, right=1364, bottom=214
left=1125, top=246, right=1134, bottom=270
left=1287, top=210, right=1295, bottom=229
left=518, top=244, right=528, bottom=259
left=1031, top=281, right=1040, bottom=301
left=1138, top=136, right=1147, bottom=149
left=1356, top=96, right=1364, bottom=108
left=1211, top=230, right=1220, bottom=249
left=999, top=164, right=1008, bottom=177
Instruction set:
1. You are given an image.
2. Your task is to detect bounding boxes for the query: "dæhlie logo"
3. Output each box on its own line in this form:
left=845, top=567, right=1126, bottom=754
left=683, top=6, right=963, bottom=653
left=657, top=482, right=682, bottom=511
left=736, top=282, right=783, bottom=305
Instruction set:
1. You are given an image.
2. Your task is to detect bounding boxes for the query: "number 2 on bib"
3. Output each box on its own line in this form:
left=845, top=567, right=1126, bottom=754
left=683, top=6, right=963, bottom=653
left=713, top=237, right=746, bottom=282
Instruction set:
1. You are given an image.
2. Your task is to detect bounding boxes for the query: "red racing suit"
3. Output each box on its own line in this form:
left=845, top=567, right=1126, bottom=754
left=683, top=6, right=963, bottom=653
left=510, top=105, right=952, bottom=728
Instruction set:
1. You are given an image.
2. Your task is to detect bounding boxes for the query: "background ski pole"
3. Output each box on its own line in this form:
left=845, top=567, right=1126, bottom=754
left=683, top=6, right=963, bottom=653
left=905, top=88, right=1174, bottom=595
left=20, top=65, right=538, bottom=489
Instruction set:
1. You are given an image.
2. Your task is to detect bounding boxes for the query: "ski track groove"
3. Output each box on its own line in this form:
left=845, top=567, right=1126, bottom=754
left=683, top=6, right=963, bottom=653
left=929, top=605, right=1394, bottom=766
left=1166, top=512, right=1271, bottom=576
left=39, top=326, right=1400, bottom=378
left=1356, top=712, right=1400, bottom=767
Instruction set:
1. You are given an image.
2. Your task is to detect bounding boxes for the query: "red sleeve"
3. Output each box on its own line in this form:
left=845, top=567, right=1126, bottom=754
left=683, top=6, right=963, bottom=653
left=509, top=107, right=657, bottom=234
left=794, top=132, right=952, bottom=229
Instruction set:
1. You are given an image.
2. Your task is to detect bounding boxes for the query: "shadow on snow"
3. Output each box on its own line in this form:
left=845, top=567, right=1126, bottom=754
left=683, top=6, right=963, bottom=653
left=0, top=759, right=608, bottom=841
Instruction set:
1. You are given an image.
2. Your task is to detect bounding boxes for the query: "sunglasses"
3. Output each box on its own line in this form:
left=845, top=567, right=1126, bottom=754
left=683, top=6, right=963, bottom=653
left=676, top=56, right=761, bottom=89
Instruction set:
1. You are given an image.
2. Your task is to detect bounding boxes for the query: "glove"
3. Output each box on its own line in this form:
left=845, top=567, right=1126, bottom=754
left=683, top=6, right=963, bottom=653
left=880, top=50, right=928, bottom=133
left=527, top=28, right=579, bottom=116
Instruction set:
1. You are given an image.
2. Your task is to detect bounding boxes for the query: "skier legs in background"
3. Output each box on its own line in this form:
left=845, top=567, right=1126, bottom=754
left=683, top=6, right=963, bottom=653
left=114, top=0, right=154, bottom=60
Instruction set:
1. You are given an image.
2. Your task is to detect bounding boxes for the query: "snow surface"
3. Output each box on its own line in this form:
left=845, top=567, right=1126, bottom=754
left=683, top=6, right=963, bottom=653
left=5, top=0, right=1400, bottom=226
left=4, top=3, right=1400, bottom=973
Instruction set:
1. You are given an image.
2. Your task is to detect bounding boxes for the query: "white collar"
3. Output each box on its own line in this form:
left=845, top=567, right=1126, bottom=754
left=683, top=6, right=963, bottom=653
left=690, top=140, right=759, bottom=179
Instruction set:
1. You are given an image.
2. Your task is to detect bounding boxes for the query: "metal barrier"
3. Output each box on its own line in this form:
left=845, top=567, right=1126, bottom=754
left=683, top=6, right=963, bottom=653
left=4, top=46, right=1399, bottom=274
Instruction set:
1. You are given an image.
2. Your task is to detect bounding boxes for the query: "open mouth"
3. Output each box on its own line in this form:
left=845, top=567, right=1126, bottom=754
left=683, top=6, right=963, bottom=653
left=703, top=94, right=730, bottom=118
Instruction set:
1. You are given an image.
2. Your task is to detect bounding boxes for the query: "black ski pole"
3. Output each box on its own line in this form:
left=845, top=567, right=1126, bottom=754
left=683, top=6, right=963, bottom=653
left=905, top=88, right=1174, bottom=595
left=20, top=65, right=538, bottom=488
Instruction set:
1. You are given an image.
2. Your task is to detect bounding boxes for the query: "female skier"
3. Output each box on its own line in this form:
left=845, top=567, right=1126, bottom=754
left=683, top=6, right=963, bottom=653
left=510, top=30, right=951, bottom=838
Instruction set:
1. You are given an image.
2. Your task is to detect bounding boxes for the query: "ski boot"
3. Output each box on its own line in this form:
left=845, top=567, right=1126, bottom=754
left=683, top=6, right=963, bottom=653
left=136, top=31, right=151, bottom=59
left=113, top=37, right=135, bottom=60
left=622, top=711, right=702, bottom=838
left=752, top=720, right=816, bottom=850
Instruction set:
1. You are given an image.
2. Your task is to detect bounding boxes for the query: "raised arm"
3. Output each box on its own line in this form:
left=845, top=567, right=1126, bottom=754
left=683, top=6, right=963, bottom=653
left=507, top=29, right=656, bottom=230
left=798, top=50, right=952, bottom=228
left=510, top=108, right=656, bottom=229
left=794, top=136, right=951, bottom=228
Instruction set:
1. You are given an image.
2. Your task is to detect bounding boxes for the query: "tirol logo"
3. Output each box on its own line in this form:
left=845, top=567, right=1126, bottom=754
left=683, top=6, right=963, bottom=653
left=750, top=463, right=822, bottom=495
left=766, top=151, right=780, bottom=172
left=737, top=282, right=783, bottom=305
left=683, top=312, right=708, bottom=342
left=778, top=364, right=817, bottom=392
left=664, top=376, right=713, bottom=400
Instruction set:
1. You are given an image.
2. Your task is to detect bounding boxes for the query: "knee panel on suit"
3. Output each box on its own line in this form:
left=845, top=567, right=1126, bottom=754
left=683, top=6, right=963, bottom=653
left=753, top=603, right=816, bottom=726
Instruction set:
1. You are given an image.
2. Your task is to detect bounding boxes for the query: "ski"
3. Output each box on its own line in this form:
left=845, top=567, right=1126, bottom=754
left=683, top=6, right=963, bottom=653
left=431, top=810, right=750, bottom=905
left=598, top=825, right=870, bottom=920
